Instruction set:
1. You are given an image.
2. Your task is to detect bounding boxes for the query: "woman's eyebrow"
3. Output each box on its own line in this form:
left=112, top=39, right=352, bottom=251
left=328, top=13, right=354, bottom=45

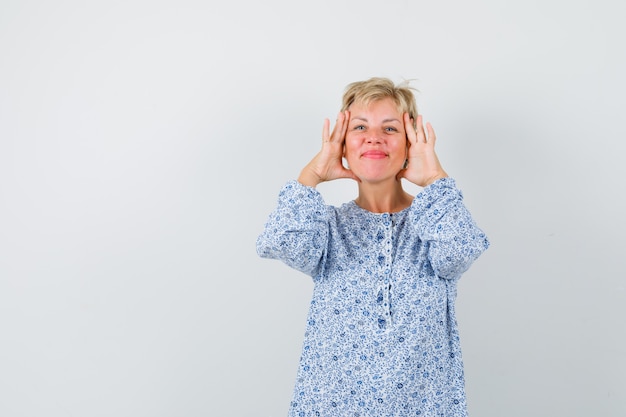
left=350, top=117, right=401, bottom=123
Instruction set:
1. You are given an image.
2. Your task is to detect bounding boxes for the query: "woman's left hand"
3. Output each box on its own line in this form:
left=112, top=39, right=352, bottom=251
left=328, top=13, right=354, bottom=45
left=397, top=114, right=448, bottom=187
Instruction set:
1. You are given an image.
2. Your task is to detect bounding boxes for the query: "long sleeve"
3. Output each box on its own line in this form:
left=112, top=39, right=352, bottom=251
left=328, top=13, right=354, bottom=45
left=410, top=177, right=489, bottom=280
left=256, top=180, right=330, bottom=277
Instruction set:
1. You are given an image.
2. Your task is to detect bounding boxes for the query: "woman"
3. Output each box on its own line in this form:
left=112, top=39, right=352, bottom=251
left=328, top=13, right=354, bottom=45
left=257, top=77, right=489, bottom=417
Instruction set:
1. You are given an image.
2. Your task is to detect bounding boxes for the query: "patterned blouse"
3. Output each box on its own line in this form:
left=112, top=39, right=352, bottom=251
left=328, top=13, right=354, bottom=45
left=257, top=178, right=489, bottom=417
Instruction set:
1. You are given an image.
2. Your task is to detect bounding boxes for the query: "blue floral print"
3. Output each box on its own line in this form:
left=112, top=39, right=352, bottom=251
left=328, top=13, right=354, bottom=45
left=257, top=178, right=489, bottom=417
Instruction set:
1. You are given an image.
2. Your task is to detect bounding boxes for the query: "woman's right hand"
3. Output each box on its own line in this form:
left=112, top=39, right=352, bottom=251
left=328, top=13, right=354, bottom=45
left=297, top=111, right=360, bottom=187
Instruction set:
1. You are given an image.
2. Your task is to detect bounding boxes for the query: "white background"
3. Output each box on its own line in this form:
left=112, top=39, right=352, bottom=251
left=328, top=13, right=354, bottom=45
left=1, top=1, right=624, bottom=416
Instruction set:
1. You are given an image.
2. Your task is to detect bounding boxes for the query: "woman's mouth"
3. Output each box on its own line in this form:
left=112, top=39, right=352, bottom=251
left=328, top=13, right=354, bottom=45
left=361, top=150, right=387, bottom=159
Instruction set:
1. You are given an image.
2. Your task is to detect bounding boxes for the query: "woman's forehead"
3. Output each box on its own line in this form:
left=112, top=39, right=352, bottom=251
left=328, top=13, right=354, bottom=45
left=349, top=98, right=403, bottom=119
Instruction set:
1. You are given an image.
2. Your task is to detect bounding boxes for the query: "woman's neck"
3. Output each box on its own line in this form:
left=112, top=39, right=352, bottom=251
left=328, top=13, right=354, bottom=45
left=354, top=180, right=413, bottom=213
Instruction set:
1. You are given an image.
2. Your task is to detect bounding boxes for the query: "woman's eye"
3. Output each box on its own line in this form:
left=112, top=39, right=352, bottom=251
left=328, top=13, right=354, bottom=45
left=354, top=125, right=366, bottom=131
left=385, top=127, right=398, bottom=132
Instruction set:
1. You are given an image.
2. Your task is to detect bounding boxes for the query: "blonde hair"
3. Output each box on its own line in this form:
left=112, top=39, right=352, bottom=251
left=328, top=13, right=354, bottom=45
left=340, top=77, right=418, bottom=123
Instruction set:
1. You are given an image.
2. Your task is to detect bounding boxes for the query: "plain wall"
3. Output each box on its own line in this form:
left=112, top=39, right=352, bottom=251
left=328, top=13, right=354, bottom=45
left=1, top=0, right=624, bottom=416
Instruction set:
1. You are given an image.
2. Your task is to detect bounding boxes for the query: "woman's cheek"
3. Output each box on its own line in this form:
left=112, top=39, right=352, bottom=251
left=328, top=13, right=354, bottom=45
left=343, top=137, right=356, bottom=157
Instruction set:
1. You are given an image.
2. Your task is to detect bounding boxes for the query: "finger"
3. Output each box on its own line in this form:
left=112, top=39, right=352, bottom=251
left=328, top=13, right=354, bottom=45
left=340, top=110, right=350, bottom=142
left=403, top=113, right=417, bottom=145
left=322, top=118, right=330, bottom=143
left=329, top=111, right=346, bottom=143
left=425, top=122, right=436, bottom=145
left=415, top=115, right=427, bottom=143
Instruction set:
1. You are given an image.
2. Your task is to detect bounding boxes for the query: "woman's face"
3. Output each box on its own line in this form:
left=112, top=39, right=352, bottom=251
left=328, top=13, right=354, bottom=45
left=344, top=98, right=407, bottom=183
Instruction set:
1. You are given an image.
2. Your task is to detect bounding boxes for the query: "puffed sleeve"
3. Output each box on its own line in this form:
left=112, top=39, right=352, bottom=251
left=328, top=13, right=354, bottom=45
left=410, top=177, right=489, bottom=280
left=256, top=180, right=329, bottom=276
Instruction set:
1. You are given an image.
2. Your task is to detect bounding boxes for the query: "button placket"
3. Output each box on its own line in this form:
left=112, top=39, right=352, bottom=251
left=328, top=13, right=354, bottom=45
left=379, top=214, right=394, bottom=328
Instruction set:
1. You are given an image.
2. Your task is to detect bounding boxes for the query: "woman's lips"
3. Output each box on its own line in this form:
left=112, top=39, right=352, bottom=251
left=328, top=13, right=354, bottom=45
left=361, top=150, right=387, bottom=159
